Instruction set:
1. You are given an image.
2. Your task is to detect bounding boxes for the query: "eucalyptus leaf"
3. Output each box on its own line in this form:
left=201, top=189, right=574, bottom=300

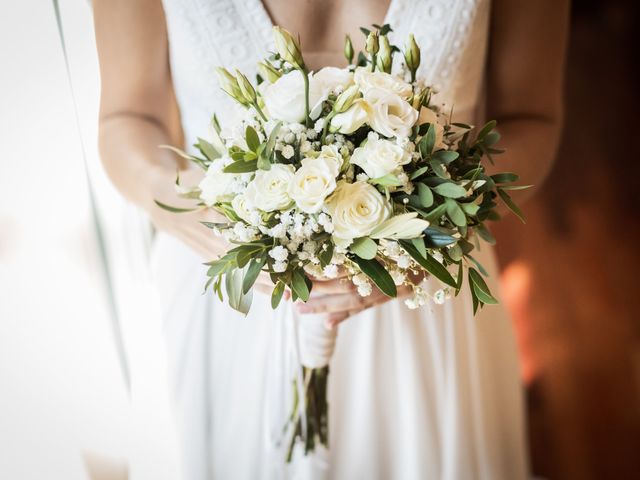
left=432, top=150, right=459, bottom=164
left=351, top=256, right=397, bottom=297
left=410, top=166, right=429, bottom=180
left=433, top=182, right=467, bottom=198
left=245, top=126, right=261, bottom=152
left=225, top=268, right=253, bottom=315
left=370, top=174, right=403, bottom=187
left=418, top=183, right=434, bottom=207
left=350, top=237, right=378, bottom=260
left=153, top=200, right=197, bottom=213
left=399, top=240, right=457, bottom=287
left=291, top=268, right=310, bottom=302
left=242, top=255, right=267, bottom=294
left=423, top=226, right=457, bottom=248
left=223, top=159, right=258, bottom=173
left=445, top=198, right=466, bottom=226
left=497, top=188, right=526, bottom=223
left=196, top=137, right=221, bottom=161
left=271, top=281, right=286, bottom=309
left=491, top=172, right=519, bottom=183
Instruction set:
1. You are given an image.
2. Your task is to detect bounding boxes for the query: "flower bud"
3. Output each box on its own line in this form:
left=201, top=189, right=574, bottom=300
left=333, top=84, right=360, bottom=113
left=235, top=69, right=257, bottom=103
left=257, top=60, right=281, bottom=83
left=404, top=34, right=421, bottom=77
left=344, top=34, right=354, bottom=64
left=215, top=67, right=247, bottom=105
left=365, top=31, right=379, bottom=56
left=272, top=26, right=305, bottom=69
left=376, top=35, right=392, bottom=73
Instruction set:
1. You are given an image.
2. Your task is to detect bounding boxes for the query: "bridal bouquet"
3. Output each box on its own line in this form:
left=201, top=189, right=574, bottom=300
left=157, top=24, right=527, bottom=460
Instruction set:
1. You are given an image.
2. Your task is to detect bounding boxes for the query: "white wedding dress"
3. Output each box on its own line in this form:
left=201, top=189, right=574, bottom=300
left=153, top=0, right=528, bottom=478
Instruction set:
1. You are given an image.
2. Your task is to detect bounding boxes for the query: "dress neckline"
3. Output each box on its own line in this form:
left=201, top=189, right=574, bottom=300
left=250, top=0, right=402, bottom=58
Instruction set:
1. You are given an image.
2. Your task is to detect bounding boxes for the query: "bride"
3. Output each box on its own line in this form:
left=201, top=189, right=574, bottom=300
left=94, top=0, right=568, bottom=478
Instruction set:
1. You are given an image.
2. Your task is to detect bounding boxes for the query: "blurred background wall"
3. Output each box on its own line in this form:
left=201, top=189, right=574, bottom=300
left=494, top=0, right=640, bottom=478
left=0, top=0, right=638, bottom=479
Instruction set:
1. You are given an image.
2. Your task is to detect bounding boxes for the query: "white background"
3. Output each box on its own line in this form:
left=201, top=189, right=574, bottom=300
left=0, top=1, right=179, bottom=478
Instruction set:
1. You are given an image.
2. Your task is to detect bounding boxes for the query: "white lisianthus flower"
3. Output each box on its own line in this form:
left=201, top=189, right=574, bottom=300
left=245, top=164, right=295, bottom=212
left=330, top=99, right=371, bottom=134
left=262, top=70, right=316, bottom=123
left=350, top=132, right=412, bottom=178
left=326, top=181, right=392, bottom=242
left=418, top=107, right=447, bottom=150
left=353, top=67, right=413, bottom=98
left=313, top=66, right=353, bottom=96
left=365, top=88, right=419, bottom=138
left=263, top=68, right=352, bottom=123
left=198, top=157, right=239, bottom=206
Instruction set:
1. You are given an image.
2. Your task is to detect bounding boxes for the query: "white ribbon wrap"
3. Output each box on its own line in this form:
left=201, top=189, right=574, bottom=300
left=296, top=311, right=337, bottom=369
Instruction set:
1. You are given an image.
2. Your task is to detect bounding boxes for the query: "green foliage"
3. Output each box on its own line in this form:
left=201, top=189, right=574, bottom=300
left=350, top=237, right=378, bottom=260
left=350, top=256, right=397, bottom=297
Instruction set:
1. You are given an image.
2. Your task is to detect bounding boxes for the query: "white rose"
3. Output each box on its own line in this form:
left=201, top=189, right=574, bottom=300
left=315, top=144, right=344, bottom=174
left=289, top=153, right=340, bottom=214
left=354, top=67, right=413, bottom=98
left=330, top=99, right=371, bottom=134
left=263, top=68, right=352, bottom=123
left=350, top=132, right=411, bottom=178
left=326, top=181, right=392, bottom=242
left=365, top=88, right=419, bottom=138
left=245, top=164, right=295, bottom=212
left=231, top=194, right=258, bottom=224
left=418, top=107, right=447, bottom=150
left=198, top=157, right=239, bottom=206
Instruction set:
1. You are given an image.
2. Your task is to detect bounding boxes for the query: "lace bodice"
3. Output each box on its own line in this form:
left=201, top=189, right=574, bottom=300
left=161, top=0, right=490, bottom=145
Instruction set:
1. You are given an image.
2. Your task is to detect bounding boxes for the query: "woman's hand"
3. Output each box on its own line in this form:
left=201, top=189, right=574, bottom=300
left=148, top=166, right=278, bottom=295
left=297, top=276, right=413, bottom=328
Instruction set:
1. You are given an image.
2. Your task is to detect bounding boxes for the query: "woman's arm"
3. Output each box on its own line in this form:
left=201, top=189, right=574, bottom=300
left=486, top=0, right=570, bottom=201
left=94, top=0, right=230, bottom=261
left=302, top=0, right=571, bottom=324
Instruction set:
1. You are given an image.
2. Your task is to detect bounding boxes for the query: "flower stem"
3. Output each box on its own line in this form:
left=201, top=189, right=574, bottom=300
left=302, top=69, right=311, bottom=127
left=321, top=112, right=335, bottom=144
left=253, top=102, right=268, bottom=122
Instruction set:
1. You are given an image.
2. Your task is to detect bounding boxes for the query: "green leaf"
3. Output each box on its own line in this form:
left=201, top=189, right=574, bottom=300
left=432, top=150, right=459, bottom=164
left=445, top=198, right=466, bottom=226
left=424, top=203, right=447, bottom=222
left=476, top=120, right=497, bottom=141
left=271, top=281, right=286, bottom=309
left=242, top=255, right=267, bottom=294
left=430, top=158, right=448, bottom=179
left=423, top=226, right=457, bottom=248
left=497, top=188, right=526, bottom=223
left=223, top=159, right=258, bottom=173
left=483, top=131, right=501, bottom=146
left=236, top=245, right=265, bottom=268
left=291, top=268, right=310, bottom=302
left=498, top=185, right=532, bottom=191
left=455, top=261, right=464, bottom=294
left=491, top=172, right=519, bottom=183
left=469, top=267, right=498, bottom=304
left=399, top=240, right=457, bottom=288
left=474, top=224, right=496, bottom=245
left=433, top=182, right=467, bottom=198
left=418, top=124, right=436, bottom=158
left=245, top=126, right=260, bottom=152
left=350, top=256, right=397, bottom=297
left=154, top=199, right=197, bottom=213
left=257, top=155, right=272, bottom=171
left=466, top=254, right=489, bottom=276
left=410, top=166, right=429, bottom=180
left=448, top=243, right=463, bottom=262
left=196, top=137, right=221, bottom=161
left=418, top=183, right=434, bottom=208
left=460, top=202, right=480, bottom=216
left=350, top=237, right=378, bottom=260
left=318, top=241, right=334, bottom=267
left=411, top=238, right=427, bottom=258
left=225, top=268, right=253, bottom=315
left=370, top=174, right=403, bottom=187
left=264, top=121, right=282, bottom=159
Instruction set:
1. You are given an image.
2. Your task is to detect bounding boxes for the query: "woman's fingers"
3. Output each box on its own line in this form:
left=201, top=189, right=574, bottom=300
left=309, top=277, right=356, bottom=294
